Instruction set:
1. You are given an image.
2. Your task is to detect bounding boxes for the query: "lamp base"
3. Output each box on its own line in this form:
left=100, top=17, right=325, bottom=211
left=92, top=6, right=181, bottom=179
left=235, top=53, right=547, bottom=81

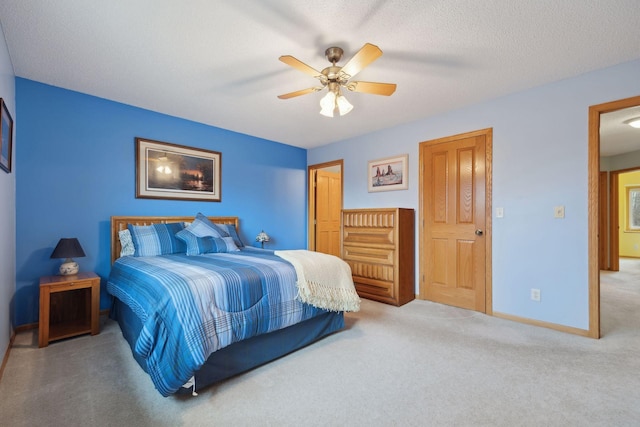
left=59, top=259, right=79, bottom=276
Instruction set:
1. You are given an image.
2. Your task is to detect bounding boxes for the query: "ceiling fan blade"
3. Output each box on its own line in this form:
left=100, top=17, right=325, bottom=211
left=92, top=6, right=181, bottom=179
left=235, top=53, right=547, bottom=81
left=279, top=55, right=323, bottom=79
left=277, top=87, right=322, bottom=99
left=339, top=43, right=383, bottom=80
left=346, top=81, right=397, bottom=96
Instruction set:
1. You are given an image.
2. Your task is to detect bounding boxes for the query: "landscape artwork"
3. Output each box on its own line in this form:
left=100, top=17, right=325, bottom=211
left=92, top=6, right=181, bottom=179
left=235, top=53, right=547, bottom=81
left=136, top=138, right=221, bottom=201
left=0, top=98, right=13, bottom=173
left=368, top=154, right=408, bottom=192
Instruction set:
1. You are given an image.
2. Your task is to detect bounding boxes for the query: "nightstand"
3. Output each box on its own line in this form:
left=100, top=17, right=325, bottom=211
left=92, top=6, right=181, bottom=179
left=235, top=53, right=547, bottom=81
left=39, top=271, right=100, bottom=347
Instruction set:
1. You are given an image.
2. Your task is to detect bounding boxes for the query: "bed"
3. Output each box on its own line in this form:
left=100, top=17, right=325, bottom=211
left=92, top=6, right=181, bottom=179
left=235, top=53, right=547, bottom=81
left=107, top=215, right=358, bottom=397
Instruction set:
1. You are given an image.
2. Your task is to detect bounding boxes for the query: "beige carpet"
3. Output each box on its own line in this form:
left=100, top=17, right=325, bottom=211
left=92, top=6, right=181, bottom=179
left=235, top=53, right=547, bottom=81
left=1, top=260, right=639, bottom=426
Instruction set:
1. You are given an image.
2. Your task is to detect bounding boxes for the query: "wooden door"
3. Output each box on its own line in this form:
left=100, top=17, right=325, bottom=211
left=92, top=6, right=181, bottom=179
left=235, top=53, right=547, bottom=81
left=598, top=171, right=608, bottom=270
left=315, top=170, right=342, bottom=256
left=420, top=130, right=490, bottom=312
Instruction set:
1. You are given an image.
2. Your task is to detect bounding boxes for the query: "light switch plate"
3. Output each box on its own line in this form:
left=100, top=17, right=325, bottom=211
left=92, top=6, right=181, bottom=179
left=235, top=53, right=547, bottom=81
left=554, top=206, right=565, bottom=218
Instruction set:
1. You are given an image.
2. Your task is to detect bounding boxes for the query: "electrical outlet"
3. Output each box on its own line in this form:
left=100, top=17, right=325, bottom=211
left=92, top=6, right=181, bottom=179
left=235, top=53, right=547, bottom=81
left=530, top=288, right=541, bottom=302
left=554, top=206, right=565, bottom=218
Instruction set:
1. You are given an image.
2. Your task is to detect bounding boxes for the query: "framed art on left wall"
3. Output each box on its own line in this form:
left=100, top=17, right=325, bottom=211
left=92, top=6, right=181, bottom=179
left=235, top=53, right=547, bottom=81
left=0, top=98, right=13, bottom=173
left=136, top=137, right=222, bottom=202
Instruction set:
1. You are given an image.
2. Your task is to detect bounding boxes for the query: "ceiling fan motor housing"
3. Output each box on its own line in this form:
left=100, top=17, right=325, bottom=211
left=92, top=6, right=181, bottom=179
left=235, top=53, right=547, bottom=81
left=321, top=66, right=344, bottom=85
left=325, top=47, right=344, bottom=64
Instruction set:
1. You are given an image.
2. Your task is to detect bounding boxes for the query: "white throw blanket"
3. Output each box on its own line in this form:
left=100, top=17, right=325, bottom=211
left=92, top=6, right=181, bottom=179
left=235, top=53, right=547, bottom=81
left=275, top=250, right=360, bottom=312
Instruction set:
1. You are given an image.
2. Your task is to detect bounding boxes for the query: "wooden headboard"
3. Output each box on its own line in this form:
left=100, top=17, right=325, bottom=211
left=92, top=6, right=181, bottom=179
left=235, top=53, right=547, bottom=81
left=111, top=215, right=240, bottom=264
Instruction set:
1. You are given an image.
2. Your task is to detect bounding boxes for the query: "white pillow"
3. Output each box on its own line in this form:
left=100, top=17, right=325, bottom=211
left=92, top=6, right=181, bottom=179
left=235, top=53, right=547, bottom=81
left=119, top=229, right=135, bottom=257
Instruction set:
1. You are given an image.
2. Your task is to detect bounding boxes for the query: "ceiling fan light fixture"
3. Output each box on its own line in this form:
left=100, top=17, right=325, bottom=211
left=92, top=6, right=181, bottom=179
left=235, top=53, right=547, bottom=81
left=319, top=83, right=352, bottom=117
left=319, top=91, right=336, bottom=117
left=625, top=117, right=640, bottom=128
left=279, top=43, right=395, bottom=116
left=336, top=94, right=353, bottom=116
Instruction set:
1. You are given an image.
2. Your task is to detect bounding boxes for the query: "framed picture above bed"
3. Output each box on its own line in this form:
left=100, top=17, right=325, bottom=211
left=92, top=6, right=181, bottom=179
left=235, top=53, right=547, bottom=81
left=136, top=137, right=221, bottom=202
left=367, top=154, right=408, bottom=192
left=0, top=98, right=13, bottom=174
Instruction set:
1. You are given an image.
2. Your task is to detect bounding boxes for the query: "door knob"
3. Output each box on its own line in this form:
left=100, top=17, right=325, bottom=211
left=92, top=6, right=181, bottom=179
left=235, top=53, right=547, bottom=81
left=475, top=229, right=483, bottom=236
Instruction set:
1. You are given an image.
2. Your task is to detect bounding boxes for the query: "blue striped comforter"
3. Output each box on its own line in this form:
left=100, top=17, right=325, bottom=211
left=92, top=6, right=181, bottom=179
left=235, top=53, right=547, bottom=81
left=107, top=248, right=327, bottom=396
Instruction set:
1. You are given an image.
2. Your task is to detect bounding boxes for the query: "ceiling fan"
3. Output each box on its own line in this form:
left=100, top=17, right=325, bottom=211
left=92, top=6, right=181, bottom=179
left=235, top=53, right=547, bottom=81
left=277, top=43, right=396, bottom=117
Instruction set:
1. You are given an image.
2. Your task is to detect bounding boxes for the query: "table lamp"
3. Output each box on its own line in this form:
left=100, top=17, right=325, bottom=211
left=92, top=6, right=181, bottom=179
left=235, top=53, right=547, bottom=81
left=255, top=230, right=270, bottom=249
left=51, top=238, right=86, bottom=275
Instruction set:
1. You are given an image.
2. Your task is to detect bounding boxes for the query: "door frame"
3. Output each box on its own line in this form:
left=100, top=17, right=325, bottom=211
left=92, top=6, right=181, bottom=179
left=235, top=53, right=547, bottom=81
left=418, top=128, right=493, bottom=314
left=307, top=159, right=344, bottom=250
left=607, top=167, right=640, bottom=271
left=609, top=170, right=619, bottom=272
left=599, top=171, right=609, bottom=270
left=588, top=94, right=640, bottom=339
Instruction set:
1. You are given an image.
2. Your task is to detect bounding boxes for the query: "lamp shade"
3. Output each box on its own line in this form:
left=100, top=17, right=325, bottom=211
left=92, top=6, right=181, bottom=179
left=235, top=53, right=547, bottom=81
left=336, top=94, right=353, bottom=116
left=51, top=238, right=85, bottom=275
left=256, top=231, right=270, bottom=243
left=319, top=91, right=336, bottom=117
left=319, top=89, right=353, bottom=117
left=51, top=238, right=86, bottom=259
left=256, top=230, right=270, bottom=248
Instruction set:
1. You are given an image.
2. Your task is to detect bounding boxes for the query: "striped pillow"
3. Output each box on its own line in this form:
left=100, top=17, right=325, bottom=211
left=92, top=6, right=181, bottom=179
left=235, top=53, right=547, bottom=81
left=128, top=222, right=186, bottom=256
left=185, top=212, right=224, bottom=238
left=215, top=223, right=244, bottom=247
left=176, top=229, right=240, bottom=255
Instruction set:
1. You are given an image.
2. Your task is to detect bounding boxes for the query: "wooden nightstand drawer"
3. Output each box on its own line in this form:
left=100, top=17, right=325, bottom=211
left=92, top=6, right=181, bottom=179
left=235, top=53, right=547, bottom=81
left=48, top=279, right=93, bottom=292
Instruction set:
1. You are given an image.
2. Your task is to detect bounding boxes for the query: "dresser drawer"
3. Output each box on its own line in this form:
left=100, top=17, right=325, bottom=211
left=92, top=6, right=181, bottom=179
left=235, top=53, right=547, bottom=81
left=352, top=277, right=395, bottom=302
left=343, top=227, right=395, bottom=246
left=343, top=244, right=394, bottom=265
left=346, top=258, right=395, bottom=282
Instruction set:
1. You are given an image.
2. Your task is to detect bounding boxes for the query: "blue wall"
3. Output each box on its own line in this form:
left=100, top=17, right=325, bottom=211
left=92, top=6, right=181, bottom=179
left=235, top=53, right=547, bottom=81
left=0, top=20, right=16, bottom=354
left=309, top=58, right=640, bottom=332
left=15, top=78, right=307, bottom=326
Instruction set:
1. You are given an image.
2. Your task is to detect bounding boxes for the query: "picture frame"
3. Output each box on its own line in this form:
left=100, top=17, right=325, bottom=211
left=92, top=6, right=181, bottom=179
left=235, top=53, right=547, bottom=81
left=626, top=186, right=640, bottom=232
left=0, top=98, right=14, bottom=173
left=136, top=137, right=221, bottom=202
left=368, top=154, right=408, bottom=192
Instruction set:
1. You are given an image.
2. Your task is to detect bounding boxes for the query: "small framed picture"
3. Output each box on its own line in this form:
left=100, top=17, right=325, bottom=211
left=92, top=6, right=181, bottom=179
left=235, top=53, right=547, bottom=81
left=0, top=98, right=14, bottom=173
left=368, top=154, right=408, bottom=192
left=136, top=137, right=221, bottom=202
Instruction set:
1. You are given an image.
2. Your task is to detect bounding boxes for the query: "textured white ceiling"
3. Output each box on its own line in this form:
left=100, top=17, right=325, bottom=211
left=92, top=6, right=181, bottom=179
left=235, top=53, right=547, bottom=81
left=600, top=106, right=640, bottom=157
left=0, top=0, right=639, bottom=150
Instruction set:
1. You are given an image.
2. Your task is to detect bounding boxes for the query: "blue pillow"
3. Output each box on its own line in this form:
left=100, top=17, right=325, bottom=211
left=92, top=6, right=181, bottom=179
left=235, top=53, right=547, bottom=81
left=128, top=222, right=186, bottom=256
left=176, top=229, right=240, bottom=255
left=185, top=213, right=224, bottom=238
left=215, top=223, right=244, bottom=247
